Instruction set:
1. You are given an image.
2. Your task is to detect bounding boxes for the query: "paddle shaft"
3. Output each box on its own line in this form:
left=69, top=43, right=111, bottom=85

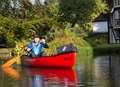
left=2, top=56, right=20, bottom=68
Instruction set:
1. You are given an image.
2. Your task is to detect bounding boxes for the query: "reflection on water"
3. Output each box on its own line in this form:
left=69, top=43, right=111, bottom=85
left=23, top=68, right=77, bottom=87
left=93, top=55, right=120, bottom=87
left=76, top=55, right=118, bottom=87
left=2, top=67, right=20, bottom=80
left=0, top=66, right=78, bottom=87
left=94, top=56, right=113, bottom=87
left=1, top=55, right=120, bottom=87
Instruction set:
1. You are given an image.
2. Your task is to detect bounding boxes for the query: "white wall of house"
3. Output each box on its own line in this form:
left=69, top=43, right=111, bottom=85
left=93, top=21, right=108, bottom=33
left=109, top=28, right=116, bottom=43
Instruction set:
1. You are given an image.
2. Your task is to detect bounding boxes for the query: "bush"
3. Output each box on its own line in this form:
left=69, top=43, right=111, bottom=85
left=94, top=44, right=120, bottom=55
left=0, top=16, right=17, bottom=47
left=44, top=28, right=91, bottom=55
left=0, top=16, right=56, bottom=47
left=85, top=33, right=108, bottom=46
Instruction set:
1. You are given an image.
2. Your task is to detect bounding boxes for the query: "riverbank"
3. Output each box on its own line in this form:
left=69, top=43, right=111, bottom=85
left=93, top=44, right=120, bottom=55
left=0, top=32, right=120, bottom=60
left=85, top=33, right=120, bottom=55
left=0, top=48, right=11, bottom=60
left=0, top=44, right=120, bottom=57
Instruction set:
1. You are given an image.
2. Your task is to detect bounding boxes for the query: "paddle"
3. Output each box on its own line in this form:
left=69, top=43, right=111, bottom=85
left=2, top=56, right=21, bottom=68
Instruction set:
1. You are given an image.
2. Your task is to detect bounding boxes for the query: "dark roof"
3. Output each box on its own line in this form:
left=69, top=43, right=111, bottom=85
left=93, top=13, right=109, bottom=22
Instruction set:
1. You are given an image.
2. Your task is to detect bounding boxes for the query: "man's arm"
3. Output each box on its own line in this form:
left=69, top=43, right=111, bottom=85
left=26, top=42, right=33, bottom=51
left=41, top=39, right=49, bottom=48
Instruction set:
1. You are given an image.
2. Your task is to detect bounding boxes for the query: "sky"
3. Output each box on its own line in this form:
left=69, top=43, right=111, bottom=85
left=30, top=0, right=45, bottom=5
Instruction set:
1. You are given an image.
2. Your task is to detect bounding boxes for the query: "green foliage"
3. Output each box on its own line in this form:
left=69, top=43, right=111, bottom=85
left=94, top=44, right=120, bottom=55
left=0, top=0, right=108, bottom=32
left=45, top=28, right=91, bottom=55
left=0, top=16, right=17, bottom=47
left=45, top=0, right=60, bottom=19
left=0, top=0, right=12, bottom=17
left=45, top=0, right=108, bottom=29
left=0, top=0, right=45, bottom=19
left=85, top=33, right=108, bottom=46
left=0, top=0, right=109, bottom=58
left=0, top=16, right=55, bottom=47
left=11, top=40, right=29, bottom=56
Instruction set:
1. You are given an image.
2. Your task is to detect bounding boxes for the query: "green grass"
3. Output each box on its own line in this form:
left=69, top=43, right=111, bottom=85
left=85, top=33, right=108, bottom=46
left=84, top=33, right=120, bottom=55
left=0, top=48, right=11, bottom=60
left=94, top=44, right=120, bottom=55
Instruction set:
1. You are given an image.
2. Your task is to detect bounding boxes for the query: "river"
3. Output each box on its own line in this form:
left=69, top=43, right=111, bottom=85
left=0, top=55, right=119, bottom=87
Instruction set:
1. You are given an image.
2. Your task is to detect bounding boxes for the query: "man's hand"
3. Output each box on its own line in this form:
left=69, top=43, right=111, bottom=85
left=41, top=39, right=46, bottom=44
left=27, top=48, right=31, bottom=52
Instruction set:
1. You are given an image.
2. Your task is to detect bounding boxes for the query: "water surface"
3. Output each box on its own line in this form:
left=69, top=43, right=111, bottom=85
left=0, top=55, right=119, bottom=87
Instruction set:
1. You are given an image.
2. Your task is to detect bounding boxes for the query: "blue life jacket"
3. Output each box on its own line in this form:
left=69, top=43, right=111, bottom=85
left=27, top=41, right=45, bottom=56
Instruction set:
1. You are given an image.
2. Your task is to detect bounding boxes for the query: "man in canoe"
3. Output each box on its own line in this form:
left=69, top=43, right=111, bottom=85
left=26, top=34, right=48, bottom=57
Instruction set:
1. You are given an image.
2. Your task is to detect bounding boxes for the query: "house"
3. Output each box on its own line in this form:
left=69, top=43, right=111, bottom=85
left=92, top=0, right=120, bottom=44
left=92, top=13, right=108, bottom=33
left=108, top=0, right=120, bottom=43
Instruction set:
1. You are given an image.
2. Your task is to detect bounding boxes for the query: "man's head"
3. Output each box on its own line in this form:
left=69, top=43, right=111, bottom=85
left=34, top=34, right=40, bottom=43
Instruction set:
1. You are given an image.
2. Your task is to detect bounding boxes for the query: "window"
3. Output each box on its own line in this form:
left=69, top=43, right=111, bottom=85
left=114, top=0, right=117, bottom=6
left=114, top=10, right=119, bottom=19
left=113, top=10, right=120, bottom=27
left=114, top=0, right=120, bottom=6
left=119, top=0, right=120, bottom=5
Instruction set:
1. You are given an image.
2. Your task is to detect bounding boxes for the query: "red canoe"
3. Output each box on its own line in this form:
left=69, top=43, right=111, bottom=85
left=21, top=52, right=76, bottom=68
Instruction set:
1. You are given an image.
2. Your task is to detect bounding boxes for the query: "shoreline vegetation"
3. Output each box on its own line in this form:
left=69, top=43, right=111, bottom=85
left=0, top=0, right=112, bottom=62
left=0, top=38, right=120, bottom=65
left=0, top=33, right=120, bottom=59
left=0, top=33, right=120, bottom=58
left=0, top=42, right=120, bottom=58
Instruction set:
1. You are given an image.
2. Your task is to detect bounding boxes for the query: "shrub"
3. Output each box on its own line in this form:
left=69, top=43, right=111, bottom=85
left=0, top=16, right=56, bottom=47
left=44, top=28, right=91, bottom=55
left=0, top=16, right=17, bottom=47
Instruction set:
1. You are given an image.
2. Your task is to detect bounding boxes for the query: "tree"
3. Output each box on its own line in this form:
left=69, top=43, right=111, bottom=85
left=45, top=0, right=108, bottom=28
left=0, top=0, right=12, bottom=16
